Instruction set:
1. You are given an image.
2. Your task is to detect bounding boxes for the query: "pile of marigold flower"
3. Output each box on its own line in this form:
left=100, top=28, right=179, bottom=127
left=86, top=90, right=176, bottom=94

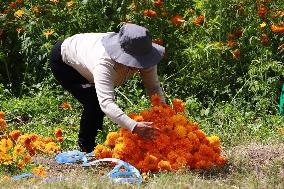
left=0, top=111, right=62, bottom=178
left=95, top=95, right=227, bottom=172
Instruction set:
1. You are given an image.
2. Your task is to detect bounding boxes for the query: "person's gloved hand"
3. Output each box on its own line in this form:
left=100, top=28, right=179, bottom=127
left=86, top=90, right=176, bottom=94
left=132, top=122, right=160, bottom=140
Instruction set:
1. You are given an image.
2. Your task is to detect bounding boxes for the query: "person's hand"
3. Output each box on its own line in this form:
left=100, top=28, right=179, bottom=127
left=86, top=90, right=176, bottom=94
left=132, top=122, right=160, bottom=140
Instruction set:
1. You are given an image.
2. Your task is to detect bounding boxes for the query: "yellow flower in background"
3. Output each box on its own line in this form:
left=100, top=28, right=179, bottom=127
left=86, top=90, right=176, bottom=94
left=43, top=29, right=54, bottom=37
left=13, top=144, right=25, bottom=156
left=67, top=1, right=74, bottom=7
left=277, top=127, right=284, bottom=135
left=15, top=9, right=24, bottom=18
left=0, top=138, right=13, bottom=152
left=260, top=22, right=267, bottom=28
left=50, top=0, right=59, bottom=3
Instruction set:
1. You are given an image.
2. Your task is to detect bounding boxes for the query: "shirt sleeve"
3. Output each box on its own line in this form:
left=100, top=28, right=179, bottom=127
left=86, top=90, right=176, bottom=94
left=93, top=61, right=137, bottom=132
left=140, top=65, right=165, bottom=103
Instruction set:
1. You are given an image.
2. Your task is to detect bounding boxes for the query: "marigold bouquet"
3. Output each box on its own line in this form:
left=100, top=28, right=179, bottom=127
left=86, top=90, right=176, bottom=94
left=95, top=96, right=227, bottom=172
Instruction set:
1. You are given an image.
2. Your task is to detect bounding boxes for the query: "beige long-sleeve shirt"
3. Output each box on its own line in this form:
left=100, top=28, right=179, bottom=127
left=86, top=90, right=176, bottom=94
left=61, top=33, right=164, bottom=132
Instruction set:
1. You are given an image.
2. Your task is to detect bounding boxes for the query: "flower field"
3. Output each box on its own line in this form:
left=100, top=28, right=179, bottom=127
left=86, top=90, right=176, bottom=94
left=0, top=0, right=284, bottom=188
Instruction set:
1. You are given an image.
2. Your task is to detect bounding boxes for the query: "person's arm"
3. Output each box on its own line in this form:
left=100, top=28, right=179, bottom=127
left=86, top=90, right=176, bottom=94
left=93, top=62, right=137, bottom=132
left=140, top=65, right=165, bottom=103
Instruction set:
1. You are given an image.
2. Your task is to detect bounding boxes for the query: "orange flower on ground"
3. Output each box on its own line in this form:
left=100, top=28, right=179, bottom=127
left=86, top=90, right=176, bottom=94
left=59, top=101, right=72, bottom=110
left=143, top=9, right=157, bottom=17
left=172, top=98, right=185, bottom=112
left=158, top=160, right=171, bottom=171
left=232, top=49, right=241, bottom=59
left=0, top=111, right=5, bottom=119
left=151, top=94, right=162, bottom=106
left=270, top=24, right=284, bottom=33
left=32, top=165, right=46, bottom=178
left=17, top=159, right=25, bottom=169
left=194, top=15, right=204, bottom=26
left=9, top=130, right=21, bottom=141
left=0, top=118, right=6, bottom=126
left=171, top=15, right=184, bottom=26
left=54, top=128, right=62, bottom=138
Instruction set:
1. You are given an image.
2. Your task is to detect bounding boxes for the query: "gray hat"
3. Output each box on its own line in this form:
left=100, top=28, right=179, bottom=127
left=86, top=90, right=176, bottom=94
left=102, top=23, right=165, bottom=68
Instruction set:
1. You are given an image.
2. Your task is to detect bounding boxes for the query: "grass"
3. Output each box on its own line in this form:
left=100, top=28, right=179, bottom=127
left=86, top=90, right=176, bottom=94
left=0, top=141, right=283, bottom=189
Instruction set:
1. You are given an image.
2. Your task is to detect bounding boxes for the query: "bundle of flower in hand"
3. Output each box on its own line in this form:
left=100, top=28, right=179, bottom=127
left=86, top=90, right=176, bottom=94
left=95, top=95, right=227, bottom=172
left=0, top=111, right=62, bottom=177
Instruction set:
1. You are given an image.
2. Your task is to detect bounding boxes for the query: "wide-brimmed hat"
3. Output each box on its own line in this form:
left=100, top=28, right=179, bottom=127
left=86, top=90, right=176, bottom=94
left=102, top=23, right=165, bottom=68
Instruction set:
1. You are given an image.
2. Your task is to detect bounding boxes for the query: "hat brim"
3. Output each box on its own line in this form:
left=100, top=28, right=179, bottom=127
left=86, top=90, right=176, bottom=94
left=102, top=33, right=165, bottom=68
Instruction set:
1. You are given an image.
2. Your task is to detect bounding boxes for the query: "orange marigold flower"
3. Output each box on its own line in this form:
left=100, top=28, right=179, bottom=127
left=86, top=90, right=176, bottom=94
left=59, top=101, right=72, bottom=110
left=261, top=34, right=269, bottom=45
left=227, top=40, right=237, bottom=47
left=15, top=9, right=24, bottom=18
left=270, top=24, right=284, bottom=33
left=172, top=98, right=185, bottom=112
left=50, top=0, right=59, bottom=3
left=232, top=49, right=241, bottom=58
left=9, top=130, right=21, bottom=141
left=0, top=118, right=7, bottom=126
left=258, top=6, right=267, bottom=19
left=158, top=160, right=171, bottom=171
left=154, top=0, right=163, bottom=7
left=151, top=94, right=162, bottom=106
left=0, top=111, right=5, bottom=119
left=43, top=137, right=54, bottom=143
left=17, top=159, right=25, bottom=169
left=9, top=2, right=17, bottom=9
left=105, top=132, right=120, bottom=146
left=193, top=15, right=204, bottom=26
left=152, top=38, right=164, bottom=46
left=13, top=145, right=25, bottom=156
left=17, top=0, right=23, bottom=5
left=144, top=9, right=157, bottom=17
left=54, top=128, right=62, bottom=138
left=215, top=156, right=227, bottom=165
left=207, top=135, right=220, bottom=147
left=32, top=165, right=46, bottom=178
left=171, top=15, right=184, bottom=26
left=57, top=137, right=64, bottom=142
left=174, top=125, right=187, bottom=138
left=23, top=154, right=32, bottom=162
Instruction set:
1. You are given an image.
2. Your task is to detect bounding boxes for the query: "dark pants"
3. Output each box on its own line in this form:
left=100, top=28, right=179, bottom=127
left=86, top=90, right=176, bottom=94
left=49, top=39, right=105, bottom=153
